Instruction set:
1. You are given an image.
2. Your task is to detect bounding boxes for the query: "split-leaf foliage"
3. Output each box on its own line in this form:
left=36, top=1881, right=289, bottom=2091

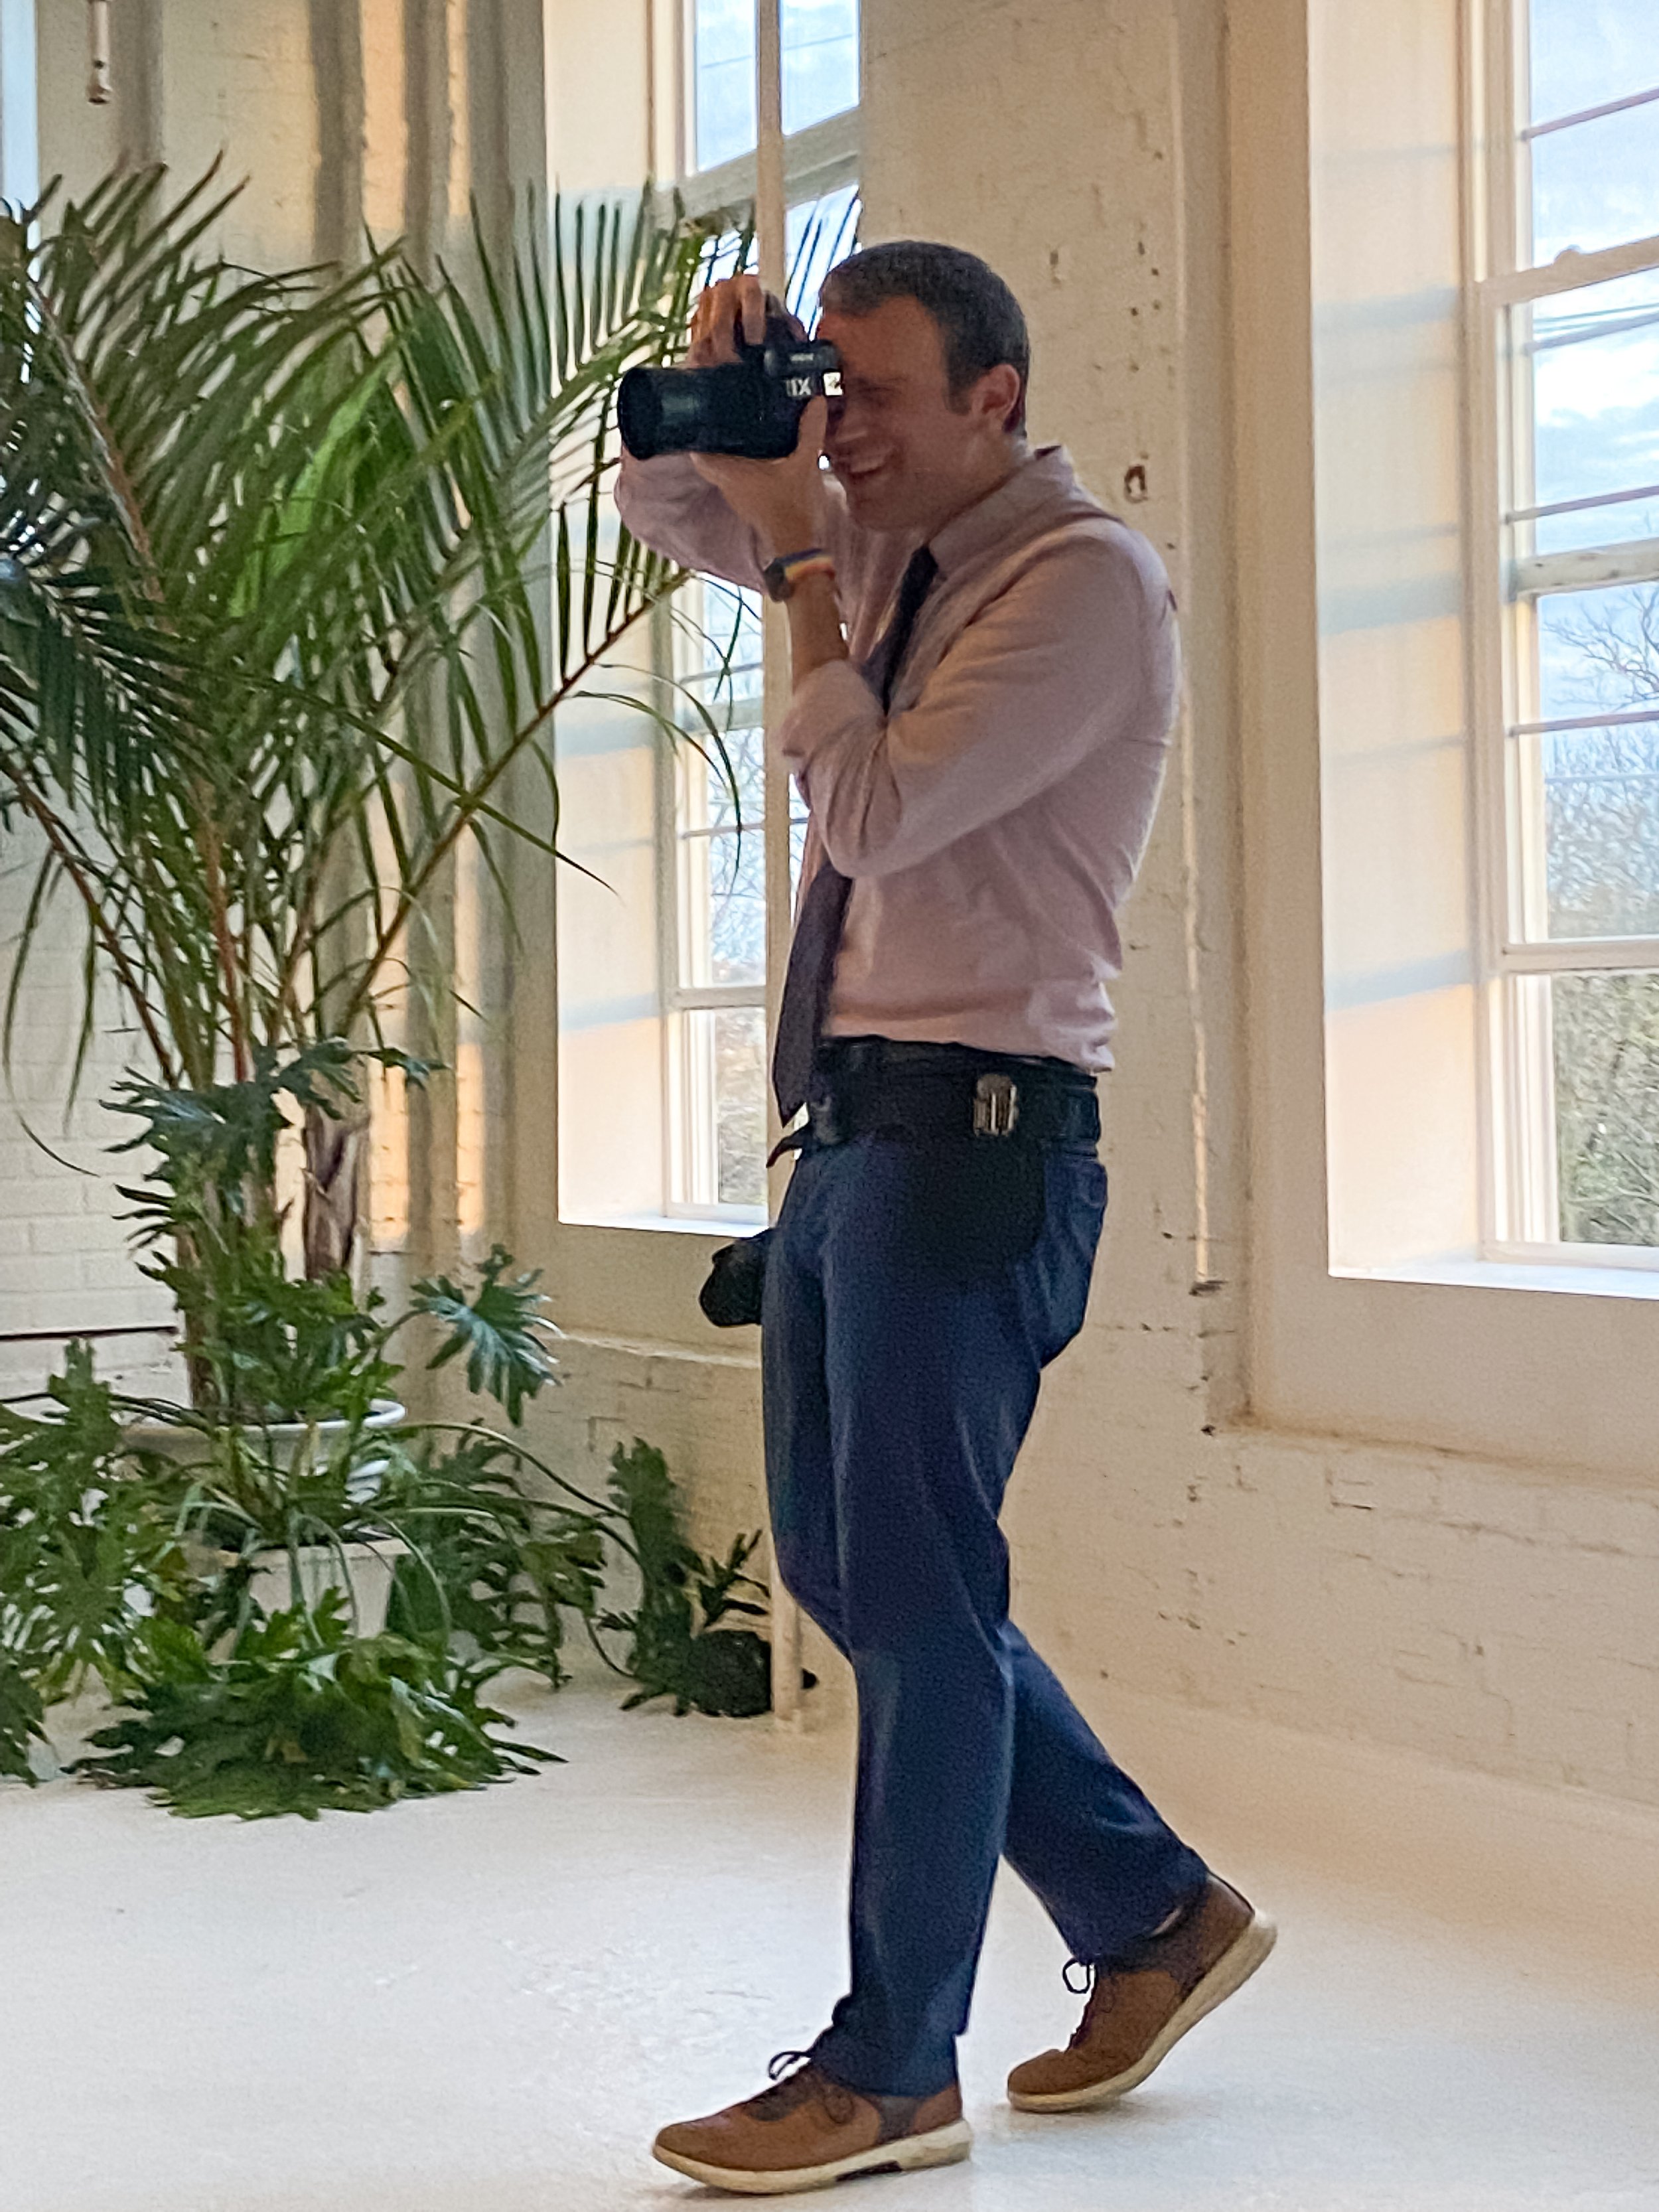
left=0, top=167, right=785, bottom=1816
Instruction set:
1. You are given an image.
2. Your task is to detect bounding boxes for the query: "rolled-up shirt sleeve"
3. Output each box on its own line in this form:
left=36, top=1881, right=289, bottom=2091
left=615, top=451, right=768, bottom=590
left=777, top=533, right=1177, bottom=879
left=615, top=451, right=855, bottom=592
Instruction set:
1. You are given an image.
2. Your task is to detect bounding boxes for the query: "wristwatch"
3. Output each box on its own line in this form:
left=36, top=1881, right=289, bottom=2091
left=761, top=547, right=835, bottom=601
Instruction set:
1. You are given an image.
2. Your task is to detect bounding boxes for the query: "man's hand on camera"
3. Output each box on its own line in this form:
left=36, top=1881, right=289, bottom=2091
left=685, top=273, right=804, bottom=366
left=687, top=273, right=765, bottom=365
left=692, top=396, right=829, bottom=561
left=683, top=277, right=841, bottom=688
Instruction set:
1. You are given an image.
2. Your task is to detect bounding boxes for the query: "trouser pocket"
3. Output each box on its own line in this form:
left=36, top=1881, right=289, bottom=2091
left=901, top=1138, right=1049, bottom=1286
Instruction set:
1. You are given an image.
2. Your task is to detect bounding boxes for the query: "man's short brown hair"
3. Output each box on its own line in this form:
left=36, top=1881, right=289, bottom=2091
left=820, top=240, right=1030, bottom=433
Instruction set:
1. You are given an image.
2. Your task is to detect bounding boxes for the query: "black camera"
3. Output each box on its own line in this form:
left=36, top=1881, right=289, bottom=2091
left=618, top=313, right=841, bottom=461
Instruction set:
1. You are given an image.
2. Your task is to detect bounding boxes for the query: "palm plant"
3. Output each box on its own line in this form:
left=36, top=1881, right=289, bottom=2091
left=0, top=169, right=795, bottom=1814
left=0, top=164, right=711, bottom=1301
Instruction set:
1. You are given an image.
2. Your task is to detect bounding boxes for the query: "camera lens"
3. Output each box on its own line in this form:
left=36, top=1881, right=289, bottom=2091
left=616, top=368, right=669, bottom=460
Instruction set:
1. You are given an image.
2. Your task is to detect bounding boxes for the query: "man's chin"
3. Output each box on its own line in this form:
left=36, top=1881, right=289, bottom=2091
left=838, top=476, right=909, bottom=531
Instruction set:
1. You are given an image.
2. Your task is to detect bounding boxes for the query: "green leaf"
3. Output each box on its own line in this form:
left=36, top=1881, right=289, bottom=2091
left=75, top=1593, right=557, bottom=1818
left=0, top=1653, right=46, bottom=1784
left=600, top=1439, right=777, bottom=1718
left=413, top=1244, right=559, bottom=1423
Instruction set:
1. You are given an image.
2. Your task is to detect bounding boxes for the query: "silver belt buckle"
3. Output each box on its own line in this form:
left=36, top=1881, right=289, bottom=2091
left=972, top=1071, right=1020, bottom=1138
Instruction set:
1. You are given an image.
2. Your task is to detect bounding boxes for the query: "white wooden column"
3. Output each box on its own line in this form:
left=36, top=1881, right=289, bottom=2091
left=756, top=0, right=806, bottom=1728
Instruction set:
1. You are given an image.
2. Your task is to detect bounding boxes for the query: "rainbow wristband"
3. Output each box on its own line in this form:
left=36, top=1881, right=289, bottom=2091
left=764, top=548, right=837, bottom=601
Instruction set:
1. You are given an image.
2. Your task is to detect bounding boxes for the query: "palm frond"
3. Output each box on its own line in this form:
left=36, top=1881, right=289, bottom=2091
left=0, top=166, right=710, bottom=1112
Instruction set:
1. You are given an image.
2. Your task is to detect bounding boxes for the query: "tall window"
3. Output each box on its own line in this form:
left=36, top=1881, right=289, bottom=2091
left=656, top=5, right=857, bottom=1220
left=0, top=0, right=38, bottom=208
left=689, top=0, right=858, bottom=173
left=1475, top=0, right=1659, bottom=1256
left=662, top=581, right=772, bottom=1214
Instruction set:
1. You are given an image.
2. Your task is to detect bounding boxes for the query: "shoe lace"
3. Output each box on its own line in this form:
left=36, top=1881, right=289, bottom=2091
left=1062, top=1958, right=1118, bottom=2049
left=755, top=2050, right=857, bottom=2126
left=1060, top=1896, right=1199, bottom=2043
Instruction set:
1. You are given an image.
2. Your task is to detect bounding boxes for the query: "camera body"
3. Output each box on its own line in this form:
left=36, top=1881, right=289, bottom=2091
left=618, top=315, right=841, bottom=461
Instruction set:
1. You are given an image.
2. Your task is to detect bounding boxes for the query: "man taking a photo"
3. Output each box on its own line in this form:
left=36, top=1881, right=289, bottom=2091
left=618, top=240, right=1274, bottom=2197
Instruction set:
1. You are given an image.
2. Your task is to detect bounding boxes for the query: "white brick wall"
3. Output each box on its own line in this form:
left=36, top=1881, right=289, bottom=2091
left=0, top=825, right=173, bottom=1397
left=536, top=1335, right=1659, bottom=1810
left=518, top=1332, right=765, bottom=1560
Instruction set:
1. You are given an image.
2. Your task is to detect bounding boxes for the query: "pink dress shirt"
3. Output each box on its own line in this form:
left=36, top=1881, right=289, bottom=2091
left=614, top=443, right=1179, bottom=1071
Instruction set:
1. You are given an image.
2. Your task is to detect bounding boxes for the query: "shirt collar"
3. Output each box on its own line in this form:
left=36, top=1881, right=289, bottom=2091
left=926, top=445, right=1079, bottom=579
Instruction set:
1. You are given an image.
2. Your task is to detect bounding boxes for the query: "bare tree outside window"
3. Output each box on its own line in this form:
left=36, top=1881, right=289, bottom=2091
left=1543, top=577, right=1659, bottom=1243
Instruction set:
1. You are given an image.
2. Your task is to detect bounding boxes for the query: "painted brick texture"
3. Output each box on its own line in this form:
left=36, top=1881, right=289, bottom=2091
left=0, top=828, right=172, bottom=1394
left=541, top=1337, right=1659, bottom=1810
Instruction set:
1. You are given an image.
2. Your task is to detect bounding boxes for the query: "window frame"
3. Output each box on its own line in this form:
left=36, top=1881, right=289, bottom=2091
left=1467, top=0, right=1659, bottom=1266
left=651, top=1, right=859, bottom=1226
left=654, top=584, right=772, bottom=1223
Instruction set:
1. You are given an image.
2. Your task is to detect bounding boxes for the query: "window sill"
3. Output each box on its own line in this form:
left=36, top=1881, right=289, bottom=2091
left=559, top=1209, right=767, bottom=1238
left=1335, top=1253, right=1659, bottom=1302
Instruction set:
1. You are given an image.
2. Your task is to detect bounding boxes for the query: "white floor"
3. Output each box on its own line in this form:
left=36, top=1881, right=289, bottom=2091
left=3, top=1669, right=1658, bottom=2212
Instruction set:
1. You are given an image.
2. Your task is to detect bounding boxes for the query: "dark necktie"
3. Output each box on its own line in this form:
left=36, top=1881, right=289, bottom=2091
left=771, top=544, right=939, bottom=1122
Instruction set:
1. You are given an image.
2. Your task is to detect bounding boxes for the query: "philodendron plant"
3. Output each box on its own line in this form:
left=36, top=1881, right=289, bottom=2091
left=0, top=1046, right=776, bottom=1818
left=0, top=165, right=782, bottom=1820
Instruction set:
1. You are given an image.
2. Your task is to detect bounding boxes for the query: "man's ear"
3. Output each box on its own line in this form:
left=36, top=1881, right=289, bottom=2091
left=971, top=362, right=1023, bottom=433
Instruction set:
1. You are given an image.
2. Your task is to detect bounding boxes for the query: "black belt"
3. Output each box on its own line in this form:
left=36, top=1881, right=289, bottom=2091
left=770, top=1036, right=1101, bottom=1161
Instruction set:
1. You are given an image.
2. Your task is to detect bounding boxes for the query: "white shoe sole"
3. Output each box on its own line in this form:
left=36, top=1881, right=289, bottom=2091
left=1007, top=1910, right=1278, bottom=2114
left=651, top=2117, right=973, bottom=2195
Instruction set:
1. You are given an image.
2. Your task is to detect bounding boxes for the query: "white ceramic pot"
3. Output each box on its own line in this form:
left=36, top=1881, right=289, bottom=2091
left=123, top=1399, right=406, bottom=1485
left=247, top=1536, right=409, bottom=1635
left=128, top=1402, right=411, bottom=1638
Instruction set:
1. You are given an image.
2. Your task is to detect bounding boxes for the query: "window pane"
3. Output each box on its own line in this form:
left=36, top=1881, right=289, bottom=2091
left=694, top=0, right=757, bottom=169
left=684, top=1005, right=768, bottom=1209
left=1537, top=581, right=1659, bottom=721
left=787, top=184, right=859, bottom=323
left=680, top=578, right=764, bottom=703
left=1529, top=104, right=1659, bottom=266
left=680, top=821, right=766, bottom=987
left=712, top=827, right=767, bottom=983
left=1530, top=0, right=1656, bottom=131
left=715, top=1006, right=767, bottom=1207
left=1552, top=971, right=1659, bottom=1246
left=1530, top=584, right=1659, bottom=938
left=1525, top=271, right=1659, bottom=549
left=705, top=723, right=766, bottom=830
left=1538, top=721, right=1659, bottom=938
left=782, top=0, right=859, bottom=135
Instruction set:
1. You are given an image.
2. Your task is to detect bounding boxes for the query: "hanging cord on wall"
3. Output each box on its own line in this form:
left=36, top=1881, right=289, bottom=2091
left=87, top=0, right=112, bottom=105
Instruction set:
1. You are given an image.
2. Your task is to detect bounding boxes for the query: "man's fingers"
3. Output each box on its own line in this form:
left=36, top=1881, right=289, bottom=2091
left=686, top=274, right=772, bottom=362
left=739, top=273, right=767, bottom=346
left=689, top=277, right=745, bottom=364
left=797, top=396, right=830, bottom=455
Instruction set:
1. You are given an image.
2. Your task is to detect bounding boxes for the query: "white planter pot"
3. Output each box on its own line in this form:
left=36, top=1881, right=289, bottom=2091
left=248, top=1537, right=408, bottom=1636
left=123, top=1400, right=406, bottom=1489
left=128, top=1404, right=411, bottom=1638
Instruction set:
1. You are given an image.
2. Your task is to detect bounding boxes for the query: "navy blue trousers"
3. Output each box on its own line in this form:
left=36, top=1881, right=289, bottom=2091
left=762, top=1133, right=1208, bottom=2099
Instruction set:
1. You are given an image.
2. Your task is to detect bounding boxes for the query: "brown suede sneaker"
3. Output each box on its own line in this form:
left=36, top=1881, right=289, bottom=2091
left=1007, top=1874, right=1276, bottom=2112
left=652, top=2053, right=972, bottom=2195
